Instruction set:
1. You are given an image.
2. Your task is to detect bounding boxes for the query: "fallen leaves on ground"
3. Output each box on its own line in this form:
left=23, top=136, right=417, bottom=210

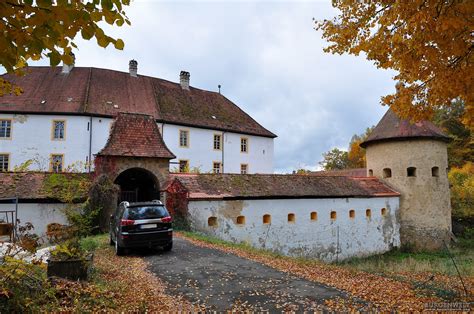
left=177, top=233, right=473, bottom=312
left=92, top=242, right=193, bottom=312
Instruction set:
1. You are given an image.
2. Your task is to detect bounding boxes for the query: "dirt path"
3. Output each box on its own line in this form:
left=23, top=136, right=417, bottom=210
left=145, top=237, right=347, bottom=312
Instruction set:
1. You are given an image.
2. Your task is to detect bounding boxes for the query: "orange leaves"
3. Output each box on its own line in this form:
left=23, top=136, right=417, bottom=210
left=316, top=1, right=474, bottom=129
left=0, top=0, right=131, bottom=96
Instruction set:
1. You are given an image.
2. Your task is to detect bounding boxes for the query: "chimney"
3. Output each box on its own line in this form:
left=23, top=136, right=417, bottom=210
left=129, top=59, right=138, bottom=77
left=61, top=52, right=75, bottom=74
left=180, top=71, right=190, bottom=90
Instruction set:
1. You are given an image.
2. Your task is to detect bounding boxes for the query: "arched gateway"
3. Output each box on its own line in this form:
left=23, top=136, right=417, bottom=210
left=95, top=113, right=176, bottom=203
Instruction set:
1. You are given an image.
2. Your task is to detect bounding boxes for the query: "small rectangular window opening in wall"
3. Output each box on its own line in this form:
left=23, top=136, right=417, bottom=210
left=236, top=216, right=245, bottom=225
left=263, top=214, right=271, bottom=224
left=432, top=166, right=439, bottom=177
left=366, top=209, right=372, bottom=218
left=310, top=211, right=317, bottom=221
left=383, top=168, right=392, bottom=178
left=368, top=169, right=373, bottom=176
left=349, top=209, right=355, bottom=219
left=330, top=211, right=337, bottom=220
left=288, top=213, right=295, bottom=223
left=208, top=216, right=217, bottom=227
left=407, top=167, right=417, bottom=177
left=381, top=208, right=387, bottom=216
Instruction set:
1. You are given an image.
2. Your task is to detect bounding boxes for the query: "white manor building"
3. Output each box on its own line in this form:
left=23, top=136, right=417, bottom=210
left=0, top=61, right=276, bottom=174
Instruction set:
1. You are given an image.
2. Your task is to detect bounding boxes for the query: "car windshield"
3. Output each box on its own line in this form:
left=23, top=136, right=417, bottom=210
left=126, top=206, right=169, bottom=220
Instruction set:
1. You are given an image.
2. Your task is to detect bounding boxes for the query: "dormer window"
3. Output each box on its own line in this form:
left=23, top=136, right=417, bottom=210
left=0, top=119, right=12, bottom=139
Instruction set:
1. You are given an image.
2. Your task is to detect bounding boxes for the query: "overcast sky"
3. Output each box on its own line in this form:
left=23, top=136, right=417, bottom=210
left=26, top=0, right=396, bottom=173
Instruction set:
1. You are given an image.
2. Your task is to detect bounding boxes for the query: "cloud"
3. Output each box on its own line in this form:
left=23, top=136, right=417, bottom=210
left=18, top=1, right=396, bottom=173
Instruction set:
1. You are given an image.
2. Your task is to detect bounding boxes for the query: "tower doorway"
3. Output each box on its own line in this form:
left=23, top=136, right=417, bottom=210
left=114, top=168, right=160, bottom=203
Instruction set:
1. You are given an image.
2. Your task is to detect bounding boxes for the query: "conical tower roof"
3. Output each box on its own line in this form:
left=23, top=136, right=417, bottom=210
left=360, top=109, right=450, bottom=148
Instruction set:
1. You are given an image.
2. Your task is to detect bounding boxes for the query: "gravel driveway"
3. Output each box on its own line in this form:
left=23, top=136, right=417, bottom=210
left=145, top=237, right=345, bottom=312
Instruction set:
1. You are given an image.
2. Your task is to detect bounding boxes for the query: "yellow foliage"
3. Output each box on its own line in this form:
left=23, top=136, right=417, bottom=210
left=317, top=1, right=474, bottom=129
left=448, top=162, right=474, bottom=218
left=0, top=0, right=130, bottom=96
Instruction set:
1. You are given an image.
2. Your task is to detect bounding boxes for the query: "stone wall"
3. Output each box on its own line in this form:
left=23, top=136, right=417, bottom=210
left=186, top=197, right=400, bottom=262
left=365, top=139, right=451, bottom=250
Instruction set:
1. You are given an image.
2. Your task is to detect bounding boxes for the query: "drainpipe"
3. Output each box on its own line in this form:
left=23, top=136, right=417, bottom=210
left=221, top=131, right=226, bottom=173
left=88, top=115, right=93, bottom=173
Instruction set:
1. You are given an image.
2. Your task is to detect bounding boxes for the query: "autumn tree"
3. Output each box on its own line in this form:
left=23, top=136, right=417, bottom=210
left=317, top=1, right=474, bottom=129
left=347, top=126, right=374, bottom=168
left=0, top=0, right=130, bottom=96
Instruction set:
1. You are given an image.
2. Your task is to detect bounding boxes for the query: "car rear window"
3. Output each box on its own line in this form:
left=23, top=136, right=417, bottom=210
left=125, top=206, right=169, bottom=220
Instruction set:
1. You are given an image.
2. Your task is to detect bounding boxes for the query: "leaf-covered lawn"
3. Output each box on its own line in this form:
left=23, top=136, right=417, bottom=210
left=177, top=232, right=473, bottom=312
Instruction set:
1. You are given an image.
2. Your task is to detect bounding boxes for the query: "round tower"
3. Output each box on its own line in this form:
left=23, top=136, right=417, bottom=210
left=361, top=110, right=452, bottom=250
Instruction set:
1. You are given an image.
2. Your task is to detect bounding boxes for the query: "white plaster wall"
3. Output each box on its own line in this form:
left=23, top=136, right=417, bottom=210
left=0, top=203, right=68, bottom=237
left=187, top=197, right=400, bottom=262
left=0, top=113, right=113, bottom=171
left=161, top=123, right=274, bottom=174
left=0, top=113, right=274, bottom=174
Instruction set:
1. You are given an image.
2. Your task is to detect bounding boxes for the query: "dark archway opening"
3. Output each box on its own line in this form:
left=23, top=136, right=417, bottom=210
left=114, top=168, right=160, bottom=203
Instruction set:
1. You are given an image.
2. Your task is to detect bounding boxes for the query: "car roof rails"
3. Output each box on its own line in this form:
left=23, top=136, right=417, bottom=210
left=152, top=200, right=163, bottom=205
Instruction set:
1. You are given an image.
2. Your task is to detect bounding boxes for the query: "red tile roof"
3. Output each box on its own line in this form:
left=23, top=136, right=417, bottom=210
left=360, top=109, right=450, bottom=148
left=0, top=172, right=89, bottom=201
left=97, top=112, right=175, bottom=158
left=164, top=173, right=400, bottom=200
left=310, top=168, right=367, bottom=177
left=0, top=67, right=276, bottom=138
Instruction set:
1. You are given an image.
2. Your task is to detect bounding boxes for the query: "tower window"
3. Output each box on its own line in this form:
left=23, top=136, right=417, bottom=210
left=349, top=209, right=355, bottom=219
left=263, top=214, right=271, bottom=224
left=236, top=216, right=245, bottom=225
left=407, top=167, right=417, bottom=177
left=366, top=209, right=372, bottom=219
left=310, top=212, right=317, bottom=221
left=208, top=216, right=217, bottom=227
left=383, top=168, right=392, bottom=178
left=288, top=213, right=295, bottom=223
left=432, top=166, right=439, bottom=177
left=368, top=169, right=373, bottom=176
left=330, top=211, right=337, bottom=220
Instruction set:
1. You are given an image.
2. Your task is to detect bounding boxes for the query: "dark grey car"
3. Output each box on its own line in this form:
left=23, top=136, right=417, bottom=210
left=109, top=200, right=173, bottom=255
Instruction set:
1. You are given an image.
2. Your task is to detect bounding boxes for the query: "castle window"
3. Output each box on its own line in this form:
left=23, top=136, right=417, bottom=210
left=236, top=216, right=245, bottom=225
left=381, top=208, right=387, bottom=216
left=383, top=168, right=392, bottom=178
left=240, top=137, right=248, bottom=153
left=52, top=120, right=66, bottom=140
left=178, top=160, right=189, bottom=173
left=212, top=162, right=222, bottom=174
left=288, top=213, right=295, bottom=223
left=0, top=154, right=9, bottom=172
left=179, top=130, right=189, bottom=147
left=208, top=216, right=217, bottom=227
left=263, top=214, right=271, bottom=224
left=240, top=164, right=248, bottom=174
left=310, top=211, right=317, bottom=221
left=50, top=154, right=64, bottom=173
left=366, top=209, right=372, bottom=218
left=213, top=134, right=222, bottom=150
left=330, top=211, right=337, bottom=220
left=407, top=167, right=417, bottom=177
left=349, top=209, right=355, bottom=219
left=0, top=119, right=12, bottom=139
left=432, top=166, right=439, bottom=177
left=368, top=169, right=373, bottom=176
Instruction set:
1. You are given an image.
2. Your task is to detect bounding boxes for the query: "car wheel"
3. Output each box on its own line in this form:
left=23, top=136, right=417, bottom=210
left=163, top=242, right=173, bottom=252
left=115, top=239, right=125, bottom=256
